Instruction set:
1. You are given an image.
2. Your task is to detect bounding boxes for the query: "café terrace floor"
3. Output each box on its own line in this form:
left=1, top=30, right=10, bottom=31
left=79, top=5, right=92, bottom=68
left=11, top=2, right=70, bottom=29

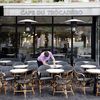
left=0, top=56, right=100, bottom=100
left=0, top=88, right=100, bottom=100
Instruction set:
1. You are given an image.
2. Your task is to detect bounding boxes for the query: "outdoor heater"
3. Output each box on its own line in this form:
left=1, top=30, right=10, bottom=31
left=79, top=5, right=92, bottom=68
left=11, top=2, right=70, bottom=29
left=65, top=19, right=85, bottom=66
left=18, top=19, right=37, bottom=33
left=18, top=19, right=37, bottom=56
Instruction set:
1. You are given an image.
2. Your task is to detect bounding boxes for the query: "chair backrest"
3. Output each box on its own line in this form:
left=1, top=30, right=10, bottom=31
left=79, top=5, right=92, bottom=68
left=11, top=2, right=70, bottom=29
left=13, top=62, right=24, bottom=66
left=0, top=80, right=2, bottom=88
left=31, top=70, right=38, bottom=79
left=0, top=72, right=5, bottom=88
left=0, top=72, right=5, bottom=79
left=28, top=65, right=38, bottom=71
left=62, top=64, right=73, bottom=71
left=74, top=64, right=84, bottom=73
left=38, top=65, right=50, bottom=77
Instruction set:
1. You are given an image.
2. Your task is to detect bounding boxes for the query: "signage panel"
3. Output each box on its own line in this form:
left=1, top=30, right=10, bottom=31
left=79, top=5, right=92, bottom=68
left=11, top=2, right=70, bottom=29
left=3, top=4, right=100, bottom=16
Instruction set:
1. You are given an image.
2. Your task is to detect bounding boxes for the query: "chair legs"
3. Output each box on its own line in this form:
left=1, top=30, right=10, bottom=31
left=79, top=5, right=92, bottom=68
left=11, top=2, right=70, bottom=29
left=53, top=84, right=69, bottom=98
left=13, top=81, right=35, bottom=98
left=3, top=81, right=7, bottom=95
left=53, top=82, right=74, bottom=98
left=96, top=83, right=100, bottom=96
left=81, top=82, right=86, bottom=95
left=39, top=80, right=42, bottom=94
left=63, top=85, right=68, bottom=98
left=23, top=84, right=27, bottom=98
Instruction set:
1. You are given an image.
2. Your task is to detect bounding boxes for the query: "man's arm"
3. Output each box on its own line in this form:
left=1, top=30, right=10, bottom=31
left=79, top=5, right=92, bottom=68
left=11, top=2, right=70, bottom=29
left=49, top=52, right=56, bottom=65
left=42, top=60, right=49, bottom=66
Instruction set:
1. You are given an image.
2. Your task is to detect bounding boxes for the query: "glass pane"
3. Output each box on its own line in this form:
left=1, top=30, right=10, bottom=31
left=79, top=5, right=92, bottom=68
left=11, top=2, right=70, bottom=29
left=17, top=26, right=34, bottom=54
left=35, top=17, right=52, bottom=24
left=73, top=16, right=92, bottom=23
left=54, top=16, right=71, bottom=24
left=0, top=17, right=16, bottom=24
left=54, top=26, right=70, bottom=53
left=35, top=26, right=52, bottom=53
left=75, top=26, right=91, bottom=57
left=17, top=16, right=35, bottom=23
left=54, top=25, right=91, bottom=58
left=0, top=26, right=15, bottom=54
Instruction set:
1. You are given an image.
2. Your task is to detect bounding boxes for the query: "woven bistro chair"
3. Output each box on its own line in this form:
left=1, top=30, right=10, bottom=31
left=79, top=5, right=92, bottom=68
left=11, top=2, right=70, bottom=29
left=37, top=65, right=53, bottom=94
left=52, top=73, right=74, bottom=98
left=13, top=70, right=36, bottom=98
left=73, top=68, right=93, bottom=95
left=0, top=72, right=7, bottom=94
left=96, top=73, right=100, bottom=96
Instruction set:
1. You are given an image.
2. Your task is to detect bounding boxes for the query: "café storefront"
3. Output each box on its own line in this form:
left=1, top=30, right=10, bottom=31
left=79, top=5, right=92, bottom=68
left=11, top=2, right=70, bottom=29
left=0, top=3, right=100, bottom=65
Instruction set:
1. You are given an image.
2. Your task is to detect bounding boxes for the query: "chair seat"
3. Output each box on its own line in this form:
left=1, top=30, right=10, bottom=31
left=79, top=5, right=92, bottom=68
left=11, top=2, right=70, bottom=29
left=77, top=77, right=92, bottom=81
left=56, top=80, right=66, bottom=85
left=40, top=77, right=53, bottom=80
left=16, top=79, right=30, bottom=84
left=5, top=77, right=14, bottom=81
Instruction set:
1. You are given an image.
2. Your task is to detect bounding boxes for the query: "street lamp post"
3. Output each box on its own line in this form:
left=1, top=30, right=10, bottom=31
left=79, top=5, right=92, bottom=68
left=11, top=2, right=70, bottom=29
left=18, top=19, right=37, bottom=57
left=65, top=19, right=85, bottom=66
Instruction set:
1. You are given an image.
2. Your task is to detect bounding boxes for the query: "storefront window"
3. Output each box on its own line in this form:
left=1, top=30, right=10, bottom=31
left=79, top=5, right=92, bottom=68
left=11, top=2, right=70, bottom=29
left=35, top=17, right=52, bottom=24
left=35, top=26, right=52, bottom=53
left=0, top=26, right=15, bottom=55
left=54, top=17, right=71, bottom=24
left=0, top=16, right=16, bottom=24
left=76, top=26, right=91, bottom=56
left=54, top=26, right=91, bottom=56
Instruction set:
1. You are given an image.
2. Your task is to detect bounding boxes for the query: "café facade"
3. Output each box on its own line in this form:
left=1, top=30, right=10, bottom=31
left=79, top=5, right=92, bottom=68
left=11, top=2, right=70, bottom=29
left=0, top=2, right=100, bottom=65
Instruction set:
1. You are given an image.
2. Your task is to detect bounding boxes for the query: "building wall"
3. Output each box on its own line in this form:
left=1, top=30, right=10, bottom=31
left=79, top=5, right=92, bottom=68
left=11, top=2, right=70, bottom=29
left=96, top=17, right=100, bottom=66
left=0, top=0, right=100, bottom=3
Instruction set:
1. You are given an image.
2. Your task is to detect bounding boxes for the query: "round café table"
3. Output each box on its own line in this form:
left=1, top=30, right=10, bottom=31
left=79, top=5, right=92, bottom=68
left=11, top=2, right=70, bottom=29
left=46, top=68, right=64, bottom=74
left=10, top=68, right=28, bottom=81
left=49, top=64, right=63, bottom=68
left=46, top=68, right=64, bottom=88
left=0, top=60, right=12, bottom=66
left=86, top=69, right=100, bottom=95
left=81, top=65, right=96, bottom=69
left=10, top=68, right=28, bottom=94
left=26, top=60, right=37, bottom=63
left=79, top=54, right=91, bottom=58
left=13, top=65, right=28, bottom=69
left=10, top=69, right=28, bottom=74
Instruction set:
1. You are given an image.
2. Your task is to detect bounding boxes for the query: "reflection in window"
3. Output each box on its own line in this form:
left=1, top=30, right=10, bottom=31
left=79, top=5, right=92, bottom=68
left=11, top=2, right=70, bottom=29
left=53, top=26, right=91, bottom=55
left=35, top=17, right=52, bottom=24
left=75, top=26, right=91, bottom=55
left=54, top=17, right=71, bottom=24
left=17, top=16, right=34, bottom=21
left=35, top=27, right=52, bottom=52
left=0, top=17, right=16, bottom=24
left=0, top=26, right=15, bottom=52
left=73, top=17, right=92, bottom=23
